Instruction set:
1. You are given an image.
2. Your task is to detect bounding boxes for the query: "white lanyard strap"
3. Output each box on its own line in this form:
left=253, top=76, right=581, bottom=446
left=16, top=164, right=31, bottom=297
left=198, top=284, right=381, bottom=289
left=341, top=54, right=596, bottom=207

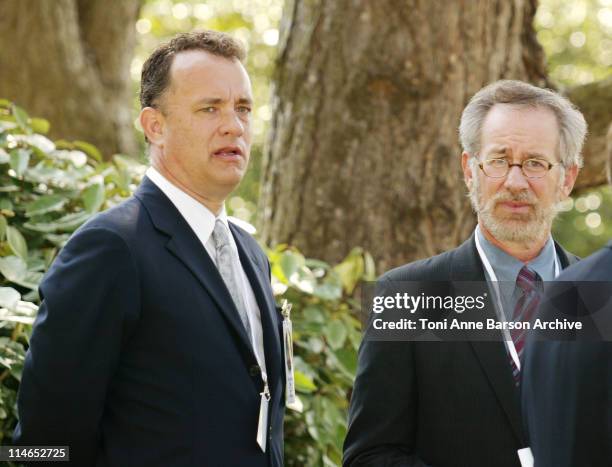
left=474, top=227, right=560, bottom=371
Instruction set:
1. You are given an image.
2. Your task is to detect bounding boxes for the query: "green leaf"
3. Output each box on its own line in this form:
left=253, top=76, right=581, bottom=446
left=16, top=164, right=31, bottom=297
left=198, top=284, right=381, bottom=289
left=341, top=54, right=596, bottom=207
left=328, top=347, right=358, bottom=380
left=324, top=320, right=348, bottom=350
left=280, top=250, right=305, bottom=281
left=0, top=183, right=19, bottom=192
left=25, top=194, right=68, bottom=217
left=0, top=256, right=27, bottom=283
left=295, top=370, right=317, bottom=393
left=9, top=148, right=30, bottom=176
left=82, top=183, right=105, bottom=213
left=0, top=215, right=6, bottom=241
left=23, top=211, right=90, bottom=233
left=6, top=226, right=28, bottom=259
left=74, top=140, right=102, bottom=162
left=26, top=257, right=46, bottom=272
left=307, top=336, right=324, bottom=353
left=0, top=147, right=9, bottom=163
left=364, top=251, right=377, bottom=281
left=0, top=121, right=17, bottom=133
left=11, top=134, right=55, bottom=153
left=10, top=363, right=24, bottom=381
left=29, top=117, right=50, bottom=134
left=303, top=306, right=325, bottom=323
left=0, top=287, right=20, bottom=309
left=304, top=258, right=331, bottom=270
left=1, top=315, right=35, bottom=326
left=12, top=104, right=30, bottom=131
left=334, top=247, right=365, bottom=294
left=312, top=282, right=342, bottom=300
left=0, top=199, right=14, bottom=213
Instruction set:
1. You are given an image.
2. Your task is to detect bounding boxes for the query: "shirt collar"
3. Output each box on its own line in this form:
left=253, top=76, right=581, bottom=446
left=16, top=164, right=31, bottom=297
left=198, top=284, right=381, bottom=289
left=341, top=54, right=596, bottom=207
left=145, top=166, right=229, bottom=245
left=475, top=224, right=557, bottom=283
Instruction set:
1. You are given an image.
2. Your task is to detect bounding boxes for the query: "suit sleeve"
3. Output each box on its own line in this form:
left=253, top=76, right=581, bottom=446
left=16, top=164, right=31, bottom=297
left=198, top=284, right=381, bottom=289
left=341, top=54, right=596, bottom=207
left=343, top=279, right=432, bottom=467
left=13, top=226, right=140, bottom=465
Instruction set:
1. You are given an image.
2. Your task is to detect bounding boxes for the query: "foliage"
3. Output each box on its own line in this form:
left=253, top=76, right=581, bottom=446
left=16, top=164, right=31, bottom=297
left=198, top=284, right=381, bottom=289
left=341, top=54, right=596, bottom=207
left=0, top=100, right=374, bottom=466
left=269, top=246, right=374, bottom=466
left=0, top=100, right=144, bottom=446
left=536, top=0, right=612, bottom=87
left=554, top=186, right=612, bottom=257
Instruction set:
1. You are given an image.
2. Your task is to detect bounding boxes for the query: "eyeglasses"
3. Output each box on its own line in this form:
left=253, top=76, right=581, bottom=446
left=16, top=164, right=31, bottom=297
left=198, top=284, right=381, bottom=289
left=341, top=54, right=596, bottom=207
left=478, top=158, right=560, bottom=179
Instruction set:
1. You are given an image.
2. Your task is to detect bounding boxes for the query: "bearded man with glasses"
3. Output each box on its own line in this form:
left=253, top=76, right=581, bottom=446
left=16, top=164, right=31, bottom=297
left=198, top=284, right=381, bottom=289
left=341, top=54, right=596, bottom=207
left=344, top=80, right=587, bottom=467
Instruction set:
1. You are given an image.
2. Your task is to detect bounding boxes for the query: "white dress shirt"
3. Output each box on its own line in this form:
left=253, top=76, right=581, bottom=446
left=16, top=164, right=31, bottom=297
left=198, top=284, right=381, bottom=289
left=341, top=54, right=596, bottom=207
left=146, top=167, right=267, bottom=378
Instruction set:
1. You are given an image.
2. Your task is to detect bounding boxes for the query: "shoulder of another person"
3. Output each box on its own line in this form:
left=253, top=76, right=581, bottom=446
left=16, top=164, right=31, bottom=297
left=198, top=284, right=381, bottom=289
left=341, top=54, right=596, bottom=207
left=62, top=198, right=144, bottom=260
left=558, top=244, right=612, bottom=281
left=380, top=247, right=456, bottom=282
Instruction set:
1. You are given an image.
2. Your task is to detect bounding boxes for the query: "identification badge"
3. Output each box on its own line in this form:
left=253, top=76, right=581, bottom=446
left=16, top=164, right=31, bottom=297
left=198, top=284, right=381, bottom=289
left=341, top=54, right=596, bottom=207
left=281, top=300, right=303, bottom=412
left=256, top=380, right=270, bottom=452
left=517, top=447, right=534, bottom=467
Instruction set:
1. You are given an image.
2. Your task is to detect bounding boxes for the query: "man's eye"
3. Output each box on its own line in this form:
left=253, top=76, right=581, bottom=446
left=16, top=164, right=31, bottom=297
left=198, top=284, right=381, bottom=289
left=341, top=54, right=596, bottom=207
left=486, top=159, right=507, bottom=167
left=236, top=106, right=252, bottom=114
left=524, top=159, right=547, bottom=169
left=200, top=107, right=216, bottom=113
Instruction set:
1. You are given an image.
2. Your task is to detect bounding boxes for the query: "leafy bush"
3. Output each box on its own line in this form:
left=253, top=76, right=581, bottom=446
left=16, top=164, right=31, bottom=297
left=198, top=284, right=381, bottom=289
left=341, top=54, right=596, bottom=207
left=0, top=100, right=371, bottom=466
left=0, top=99, right=144, bottom=445
left=269, top=246, right=373, bottom=466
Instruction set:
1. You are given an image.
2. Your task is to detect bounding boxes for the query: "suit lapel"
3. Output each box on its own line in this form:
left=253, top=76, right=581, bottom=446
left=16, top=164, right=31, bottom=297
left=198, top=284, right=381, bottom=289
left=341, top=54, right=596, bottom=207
left=452, top=234, right=579, bottom=445
left=229, top=223, right=282, bottom=398
left=554, top=241, right=579, bottom=268
left=450, top=233, right=525, bottom=445
left=135, top=177, right=257, bottom=363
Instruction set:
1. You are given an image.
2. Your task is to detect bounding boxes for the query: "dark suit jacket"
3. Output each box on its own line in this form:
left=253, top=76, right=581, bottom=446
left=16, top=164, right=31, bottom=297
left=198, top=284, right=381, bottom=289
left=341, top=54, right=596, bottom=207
left=522, top=241, right=612, bottom=467
left=14, top=177, right=285, bottom=467
left=343, top=233, right=578, bottom=467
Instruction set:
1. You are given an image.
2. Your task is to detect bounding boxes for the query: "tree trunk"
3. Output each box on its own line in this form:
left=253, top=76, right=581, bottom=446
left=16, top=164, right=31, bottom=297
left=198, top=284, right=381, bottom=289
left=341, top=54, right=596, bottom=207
left=0, top=0, right=142, bottom=159
left=568, top=77, right=612, bottom=190
left=260, top=0, right=553, bottom=272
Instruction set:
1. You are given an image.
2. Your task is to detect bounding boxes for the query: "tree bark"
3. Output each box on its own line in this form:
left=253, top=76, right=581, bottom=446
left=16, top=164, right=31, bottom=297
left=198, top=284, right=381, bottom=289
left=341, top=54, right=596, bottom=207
left=0, top=0, right=142, bottom=159
left=260, top=0, right=556, bottom=272
left=568, top=77, right=612, bottom=190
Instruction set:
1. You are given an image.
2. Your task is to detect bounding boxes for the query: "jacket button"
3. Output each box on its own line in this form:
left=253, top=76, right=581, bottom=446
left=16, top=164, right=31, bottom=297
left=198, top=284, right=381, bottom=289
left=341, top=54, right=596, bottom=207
left=249, top=364, right=260, bottom=376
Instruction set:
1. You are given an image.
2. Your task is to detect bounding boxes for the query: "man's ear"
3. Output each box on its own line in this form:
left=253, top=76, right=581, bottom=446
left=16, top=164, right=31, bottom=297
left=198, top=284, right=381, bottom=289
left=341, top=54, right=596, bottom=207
left=461, top=152, right=474, bottom=190
left=140, top=107, right=165, bottom=146
left=560, top=164, right=579, bottom=198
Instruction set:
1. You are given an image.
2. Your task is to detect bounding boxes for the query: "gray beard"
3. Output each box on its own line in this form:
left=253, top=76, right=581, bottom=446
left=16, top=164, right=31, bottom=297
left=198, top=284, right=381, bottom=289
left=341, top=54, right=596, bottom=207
left=469, top=177, right=561, bottom=244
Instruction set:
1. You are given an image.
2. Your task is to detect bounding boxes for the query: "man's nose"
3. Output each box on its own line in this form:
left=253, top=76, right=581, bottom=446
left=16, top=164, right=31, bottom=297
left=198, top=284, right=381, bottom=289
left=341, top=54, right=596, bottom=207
left=503, top=164, right=530, bottom=192
left=219, top=111, right=245, bottom=137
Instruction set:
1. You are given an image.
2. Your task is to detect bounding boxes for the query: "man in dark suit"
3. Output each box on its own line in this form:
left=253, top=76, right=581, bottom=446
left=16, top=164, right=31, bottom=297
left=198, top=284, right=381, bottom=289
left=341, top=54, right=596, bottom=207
left=521, top=131, right=612, bottom=467
left=14, top=30, right=285, bottom=466
left=343, top=80, right=587, bottom=467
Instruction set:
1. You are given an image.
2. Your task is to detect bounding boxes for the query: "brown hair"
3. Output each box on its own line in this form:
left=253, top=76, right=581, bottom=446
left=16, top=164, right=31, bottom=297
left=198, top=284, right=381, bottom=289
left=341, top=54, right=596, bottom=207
left=140, top=30, right=246, bottom=110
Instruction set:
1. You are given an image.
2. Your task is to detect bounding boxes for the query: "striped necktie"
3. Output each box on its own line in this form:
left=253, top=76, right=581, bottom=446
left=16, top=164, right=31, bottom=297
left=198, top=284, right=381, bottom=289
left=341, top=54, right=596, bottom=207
left=510, top=266, right=542, bottom=384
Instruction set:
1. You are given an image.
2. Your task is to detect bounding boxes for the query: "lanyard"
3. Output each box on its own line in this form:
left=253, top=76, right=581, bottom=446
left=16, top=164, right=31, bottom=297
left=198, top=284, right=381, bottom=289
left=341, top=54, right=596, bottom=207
left=474, top=226, right=560, bottom=370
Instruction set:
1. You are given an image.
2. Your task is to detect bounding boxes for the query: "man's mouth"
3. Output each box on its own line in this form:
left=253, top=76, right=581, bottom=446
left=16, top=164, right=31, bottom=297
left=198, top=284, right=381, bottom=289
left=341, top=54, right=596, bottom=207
left=212, top=146, right=243, bottom=158
left=497, top=201, right=533, bottom=214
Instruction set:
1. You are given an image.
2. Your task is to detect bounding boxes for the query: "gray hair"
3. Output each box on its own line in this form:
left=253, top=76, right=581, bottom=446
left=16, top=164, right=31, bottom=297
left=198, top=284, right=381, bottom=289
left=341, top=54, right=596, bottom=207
left=459, top=80, right=587, bottom=168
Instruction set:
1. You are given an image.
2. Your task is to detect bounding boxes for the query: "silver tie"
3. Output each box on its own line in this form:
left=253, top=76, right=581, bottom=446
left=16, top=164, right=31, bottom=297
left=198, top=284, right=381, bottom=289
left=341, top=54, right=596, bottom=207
left=212, top=219, right=253, bottom=341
